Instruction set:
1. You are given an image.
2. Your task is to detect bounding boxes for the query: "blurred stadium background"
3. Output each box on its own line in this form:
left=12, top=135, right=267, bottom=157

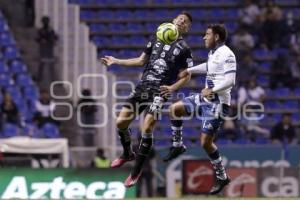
left=0, top=0, right=300, bottom=199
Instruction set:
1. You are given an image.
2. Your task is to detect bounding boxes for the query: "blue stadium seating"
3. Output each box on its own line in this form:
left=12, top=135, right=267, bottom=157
left=97, top=11, right=114, bottom=19
left=0, top=74, right=13, bottom=87
left=0, top=20, right=8, bottom=32
left=22, top=124, right=40, bottom=137
left=71, top=0, right=300, bottom=147
left=89, top=24, right=107, bottom=32
left=5, top=85, right=22, bottom=99
left=23, top=86, right=39, bottom=101
left=2, top=123, right=19, bottom=138
left=16, top=74, right=34, bottom=87
left=3, top=46, right=19, bottom=60
left=42, top=123, right=60, bottom=138
left=0, top=32, right=15, bottom=46
left=216, top=139, right=231, bottom=145
left=0, top=61, right=8, bottom=73
left=10, top=60, right=27, bottom=74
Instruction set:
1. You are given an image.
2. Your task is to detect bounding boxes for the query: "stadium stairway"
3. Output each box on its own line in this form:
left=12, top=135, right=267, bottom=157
left=1, top=8, right=80, bottom=144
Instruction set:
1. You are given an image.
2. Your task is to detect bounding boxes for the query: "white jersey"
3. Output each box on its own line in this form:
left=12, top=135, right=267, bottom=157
left=206, top=44, right=236, bottom=105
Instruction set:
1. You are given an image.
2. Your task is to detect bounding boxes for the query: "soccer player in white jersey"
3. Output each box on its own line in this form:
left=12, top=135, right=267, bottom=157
left=163, top=24, right=236, bottom=194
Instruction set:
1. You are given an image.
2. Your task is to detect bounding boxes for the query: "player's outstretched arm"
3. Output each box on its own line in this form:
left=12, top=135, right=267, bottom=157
left=100, top=53, right=148, bottom=67
left=186, top=62, right=207, bottom=74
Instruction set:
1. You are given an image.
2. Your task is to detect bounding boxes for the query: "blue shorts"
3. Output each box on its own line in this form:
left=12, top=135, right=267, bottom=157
left=182, top=94, right=229, bottom=135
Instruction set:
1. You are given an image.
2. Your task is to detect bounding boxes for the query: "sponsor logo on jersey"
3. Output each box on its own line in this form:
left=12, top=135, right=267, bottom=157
left=173, top=48, right=180, bottom=56
left=147, top=42, right=152, bottom=48
left=163, top=45, right=171, bottom=51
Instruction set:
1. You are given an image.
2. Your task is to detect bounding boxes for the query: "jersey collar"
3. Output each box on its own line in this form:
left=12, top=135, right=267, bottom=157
left=211, top=43, right=225, bottom=54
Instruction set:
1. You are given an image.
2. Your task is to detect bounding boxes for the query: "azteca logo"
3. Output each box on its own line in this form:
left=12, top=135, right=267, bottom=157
left=227, top=173, right=256, bottom=197
left=187, top=166, right=214, bottom=189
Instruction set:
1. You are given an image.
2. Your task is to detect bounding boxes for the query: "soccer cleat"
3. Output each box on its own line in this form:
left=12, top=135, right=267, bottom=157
left=124, top=173, right=142, bottom=188
left=163, top=145, right=187, bottom=162
left=110, top=153, right=135, bottom=168
left=209, top=177, right=231, bottom=195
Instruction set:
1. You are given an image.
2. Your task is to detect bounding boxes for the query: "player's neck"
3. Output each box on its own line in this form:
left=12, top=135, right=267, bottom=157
left=211, top=42, right=224, bottom=53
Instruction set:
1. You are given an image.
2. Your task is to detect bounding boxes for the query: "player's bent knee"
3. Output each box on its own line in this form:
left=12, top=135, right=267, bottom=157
left=116, top=118, right=129, bottom=130
left=170, top=101, right=185, bottom=118
left=142, top=125, right=154, bottom=134
left=201, top=135, right=213, bottom=149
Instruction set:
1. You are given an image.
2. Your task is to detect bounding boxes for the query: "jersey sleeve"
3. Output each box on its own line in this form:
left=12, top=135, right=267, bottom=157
left=178, top=47, right=193, bottom=70
left=224, top=53, right=237, bottom=74
left=143, top=39, right=154, bottom=56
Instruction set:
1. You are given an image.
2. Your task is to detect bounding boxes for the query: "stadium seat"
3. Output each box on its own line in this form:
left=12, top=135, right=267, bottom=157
left=291, top=113, right=300, bottom=122
left=133, top=10, right=152, bottom=19
left=255, top=138, right=269, bottom=145
left=92, top=36, right=110, bottom=46
left=225, top=22, right=238, bottom=32
left=145, top=23, right=158, bottom=32
left=216, top=139, right=231, bottom=145
left=16, top=74, right=34, bottom=87
left=5, top=85, right=22, bottom=99
left=131, top=0, right=149, bottom=5
left=130, top=36, right=147, bottom=45
left=80, top=11, right=95, bottom=20
left=111, top=36, right=129, bottom=45
left=0, top=74, right=14, bottom=87
left=155, top=139, right=170, bottom=147
left=0, top=32, right=15, bottom=46
left=283, top=100, right=299, bottom=109
left=187, top=36, right=204, bottom=45
left=108, top=23, right=127, bottom=31
left=89, top=24, right=107, bottom=32
left=23, top=86, right=39, bottom=101
left=152, top=10, right=171, bottom=19
left=42, top=123, right=60, bottom=138
left=271, top=113, right=282, bottom=123
left=0, top=61, right=8, bottom=73
left=260, top=62, right=271, bottom=72
left=153, top=0, right=169, bottom=4
left=257, top=75, right=269, bottom=86
left=194, top=49, right=208, bottom=59
left=115, top=10, right=133, bottom=19
left=127, top=23, right=144, bottom=31
left=235, top=138, right=251, bottom=145
left=0, top=20, right=8, bottom=32
left=190, top=9, right=209, bottom=19
left=294, top=87, right=300, bottom=96
left=265, top=100, right=281, bottom=109
left=23, top=124, right=40, bottom=137
left=3, top=46, right=19, bottom=60
left=97, top=11, right=114, bottom=19
left=2, top=123, right=19, bottom=137
left=10, top=60, right=27, bottom=74
left=274, top=87, right=291, bottom=96
left=210, top=9, right=225, bottom=19
left=225, top=9, right=239, bottom=18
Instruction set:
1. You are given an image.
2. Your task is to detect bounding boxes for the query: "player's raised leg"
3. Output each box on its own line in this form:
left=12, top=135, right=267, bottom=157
left=124, top=113, right=155, bottom=187
left=111, top=106, right=136, bottom=168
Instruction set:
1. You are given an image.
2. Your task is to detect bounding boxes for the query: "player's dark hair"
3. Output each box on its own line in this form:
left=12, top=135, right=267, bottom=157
left=180, top=11, right=193, bottom=23
left=207, top=24, right=227, bottom=42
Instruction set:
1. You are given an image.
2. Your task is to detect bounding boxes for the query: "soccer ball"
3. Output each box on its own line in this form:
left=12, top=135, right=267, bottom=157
left=156, top=23, right=179, bottom=45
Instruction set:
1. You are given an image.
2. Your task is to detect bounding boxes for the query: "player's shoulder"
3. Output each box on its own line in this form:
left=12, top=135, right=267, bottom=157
left=176, top=38, right=191, bottom=50
left=218, top=45, right=236, bottom=59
